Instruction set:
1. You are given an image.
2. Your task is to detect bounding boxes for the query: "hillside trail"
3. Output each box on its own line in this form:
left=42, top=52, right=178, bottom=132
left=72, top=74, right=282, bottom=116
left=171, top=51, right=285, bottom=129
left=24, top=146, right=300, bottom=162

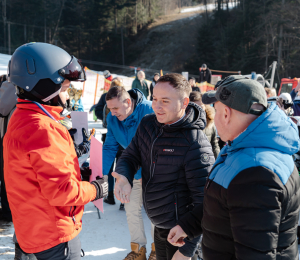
left=127, top=8, right=207, bottom=74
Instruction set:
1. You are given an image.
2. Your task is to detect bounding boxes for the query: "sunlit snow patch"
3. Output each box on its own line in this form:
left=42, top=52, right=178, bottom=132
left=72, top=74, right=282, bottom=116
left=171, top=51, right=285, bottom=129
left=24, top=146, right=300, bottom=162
left=85, top=247, right=127, bottom=256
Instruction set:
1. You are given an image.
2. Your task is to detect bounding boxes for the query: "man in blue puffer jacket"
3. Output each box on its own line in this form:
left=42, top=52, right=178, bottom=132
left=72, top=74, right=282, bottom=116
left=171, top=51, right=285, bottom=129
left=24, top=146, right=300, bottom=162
left=103, top=87, right=155, bottom=260
left=167, top=75, right=300, bottom=260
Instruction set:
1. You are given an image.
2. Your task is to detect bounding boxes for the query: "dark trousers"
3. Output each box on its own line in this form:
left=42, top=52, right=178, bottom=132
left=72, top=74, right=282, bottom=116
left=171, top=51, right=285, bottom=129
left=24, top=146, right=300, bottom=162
left=33, top=236, right=81, bottom=260
left=154, top=227, right=178, bottom=260
left=154, top=227, right=198, bottom=260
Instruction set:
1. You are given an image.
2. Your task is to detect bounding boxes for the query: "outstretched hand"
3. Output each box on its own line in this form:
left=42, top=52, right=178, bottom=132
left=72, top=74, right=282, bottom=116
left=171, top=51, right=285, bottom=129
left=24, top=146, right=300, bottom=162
left=167, top=225, right=188, bottom=247
left=112, top=172, right=132, bottom=203
left=295, top=80, right=300, bottom=93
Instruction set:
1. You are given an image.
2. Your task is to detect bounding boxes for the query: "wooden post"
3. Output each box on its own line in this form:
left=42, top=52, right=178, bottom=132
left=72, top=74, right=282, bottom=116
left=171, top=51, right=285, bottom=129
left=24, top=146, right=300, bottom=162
left=44, top=27, right=47, bottom=42
left=24, top=24, right=27, bottom=42
left=49, top=28, right=51, bottom=43
left=121, top=27, right=125, bottom=65
left=82, top=67, right=87, bottom=97
left=94, top=74, right=99, bottom=105
left=135, top=1, right=138, bottom=34
left=8, top=22, right=11, bottom=55
left=2, top=0, right=7, bottom=51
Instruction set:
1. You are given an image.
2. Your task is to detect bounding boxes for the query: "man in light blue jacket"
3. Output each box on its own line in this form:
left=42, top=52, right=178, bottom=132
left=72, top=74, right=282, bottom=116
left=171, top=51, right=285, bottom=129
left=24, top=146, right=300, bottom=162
left=103, top=86, right=155, bottom=260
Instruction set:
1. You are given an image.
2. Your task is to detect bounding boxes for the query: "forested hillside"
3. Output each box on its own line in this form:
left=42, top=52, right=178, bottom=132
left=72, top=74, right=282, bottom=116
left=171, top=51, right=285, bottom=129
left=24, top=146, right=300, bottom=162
left=186, top=0, right=300, bottom=78
left=0, top=0, right=198, bottom=68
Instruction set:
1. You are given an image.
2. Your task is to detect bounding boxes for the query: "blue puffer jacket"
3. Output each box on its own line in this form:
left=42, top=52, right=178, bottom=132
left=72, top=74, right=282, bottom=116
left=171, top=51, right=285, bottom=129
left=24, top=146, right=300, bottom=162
left=102, top=89, right=153, bottom=179
left=183, top=102, right=300, bottom=260
left=211, top=102, right=299, bottom=187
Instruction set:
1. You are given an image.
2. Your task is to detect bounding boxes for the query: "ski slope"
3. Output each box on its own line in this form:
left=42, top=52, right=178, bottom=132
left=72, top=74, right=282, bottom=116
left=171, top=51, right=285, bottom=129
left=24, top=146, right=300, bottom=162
left=181, top=2, right=238, bottom=13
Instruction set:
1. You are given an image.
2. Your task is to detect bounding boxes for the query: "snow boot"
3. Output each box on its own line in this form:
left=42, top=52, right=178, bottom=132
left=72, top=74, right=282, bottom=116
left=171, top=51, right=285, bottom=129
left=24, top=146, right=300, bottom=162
left=104, top=191, right=115, bottom=205
left=123, top=243, right=146, bottom=260
left=148, top=243, right=156, bottom=260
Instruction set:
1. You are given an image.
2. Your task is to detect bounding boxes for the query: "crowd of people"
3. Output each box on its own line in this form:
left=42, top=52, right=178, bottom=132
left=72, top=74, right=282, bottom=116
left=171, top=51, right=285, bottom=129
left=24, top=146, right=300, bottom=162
left=0, top=42, right=300, bottom=260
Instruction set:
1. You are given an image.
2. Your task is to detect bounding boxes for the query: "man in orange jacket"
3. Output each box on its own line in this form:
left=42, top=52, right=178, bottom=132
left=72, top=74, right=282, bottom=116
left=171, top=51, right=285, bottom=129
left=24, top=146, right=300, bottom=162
left=4, top=42, right=108, bottom=260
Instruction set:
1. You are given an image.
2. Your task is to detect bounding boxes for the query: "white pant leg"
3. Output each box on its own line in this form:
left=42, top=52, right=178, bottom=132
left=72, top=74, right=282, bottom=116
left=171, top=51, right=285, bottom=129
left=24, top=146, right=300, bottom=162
left=125, top=179, right=147, bottom=247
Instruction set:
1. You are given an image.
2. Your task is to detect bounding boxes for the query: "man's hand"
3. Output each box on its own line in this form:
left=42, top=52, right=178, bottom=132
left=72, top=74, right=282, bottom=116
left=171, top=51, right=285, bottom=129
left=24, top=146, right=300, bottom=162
left=167, top=225, right=188, bottom=247
left=295, top=80, right=300, bottom=93
left=171, top=250, right=191, bottom=260
left=112, top=172, right=132, bottom=203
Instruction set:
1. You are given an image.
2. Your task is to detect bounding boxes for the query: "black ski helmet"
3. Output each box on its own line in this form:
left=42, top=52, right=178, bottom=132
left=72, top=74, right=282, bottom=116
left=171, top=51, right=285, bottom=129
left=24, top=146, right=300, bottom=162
left=8, top=42, right=86, bottom=105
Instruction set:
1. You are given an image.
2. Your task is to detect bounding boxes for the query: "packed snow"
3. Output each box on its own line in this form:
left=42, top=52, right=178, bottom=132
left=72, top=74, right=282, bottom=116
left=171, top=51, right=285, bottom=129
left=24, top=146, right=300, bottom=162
left=181, top=2, right=238, bottom=13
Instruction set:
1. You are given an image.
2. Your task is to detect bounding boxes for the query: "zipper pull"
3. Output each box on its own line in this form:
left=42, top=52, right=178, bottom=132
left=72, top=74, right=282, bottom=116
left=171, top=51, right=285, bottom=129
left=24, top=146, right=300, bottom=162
left=205, top=180, right=212, bottom=190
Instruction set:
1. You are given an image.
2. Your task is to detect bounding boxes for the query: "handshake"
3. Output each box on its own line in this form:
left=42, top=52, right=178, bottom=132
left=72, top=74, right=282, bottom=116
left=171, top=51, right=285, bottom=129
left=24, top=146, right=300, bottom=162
left=80, top=167, right=108, bottom=200
left=91, top=175, right=108, bottom=201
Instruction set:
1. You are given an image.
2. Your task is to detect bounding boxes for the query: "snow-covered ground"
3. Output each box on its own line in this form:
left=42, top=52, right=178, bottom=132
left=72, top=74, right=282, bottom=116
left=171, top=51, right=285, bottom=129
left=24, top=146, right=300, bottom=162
left=181, top=2, right=238, bottom=13
left=0, top=53, right=11, bottom=76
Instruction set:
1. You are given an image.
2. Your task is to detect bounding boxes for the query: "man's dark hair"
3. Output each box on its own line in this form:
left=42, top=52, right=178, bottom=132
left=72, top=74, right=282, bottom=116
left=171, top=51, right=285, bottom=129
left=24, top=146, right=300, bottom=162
left=0, top=74, right=7, bottom=85
left=157, top=73, right=192, bottom=98
left=190, top=91, right=202, bottom=102
left=106, top=86, right=130, bottom=102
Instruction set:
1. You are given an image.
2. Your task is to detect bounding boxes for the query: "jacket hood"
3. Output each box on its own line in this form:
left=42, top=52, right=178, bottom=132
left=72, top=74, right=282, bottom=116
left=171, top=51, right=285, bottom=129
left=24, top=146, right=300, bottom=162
left=227, top=102, right=300, bottom=155
left=0, top=81, right=18, bottom=117
left=128, top=88, right=145, bottom=106
left=156, top=102, right=207, bottom=132
left=122, top=89, right=149, bottom=128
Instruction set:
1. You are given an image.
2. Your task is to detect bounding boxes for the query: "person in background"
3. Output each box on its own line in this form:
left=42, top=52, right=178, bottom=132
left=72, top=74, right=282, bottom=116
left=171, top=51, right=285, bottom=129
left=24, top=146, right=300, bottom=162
left=265, top=87, right=277, bottom=101
left=132, top=71, right=149, bottom=100
left=103, top=70, right=113, bottom=82
left=290, top=80, right=300, bottom=116
left=150, top=73, right=160, bottom=101
left=94, top=78, right=125, bottom=207
left=103, top=86, right=155, bottom=260
left=167, top=75, right=300, bottom=260
left=0, top=74, right=7, bottom=85
left=67, top=84, right=84, bottom=112
left=189, top=77, right=200, bottom=92
left=277, top=93, right=294, bottom=116
left=0, top=80, right=16, bottom=223
left=198, top=64, right=212, bottom=84
left=265, top=87, right=272, bottom=98
left=189, top=91, right=220, bottom=158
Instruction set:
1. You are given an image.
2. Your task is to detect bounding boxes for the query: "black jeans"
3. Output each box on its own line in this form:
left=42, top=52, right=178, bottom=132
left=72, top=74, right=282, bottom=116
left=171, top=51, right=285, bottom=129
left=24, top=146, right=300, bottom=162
left=33, top=236, right=81, bottom=260
left=154, top=227, right=199, bottom=260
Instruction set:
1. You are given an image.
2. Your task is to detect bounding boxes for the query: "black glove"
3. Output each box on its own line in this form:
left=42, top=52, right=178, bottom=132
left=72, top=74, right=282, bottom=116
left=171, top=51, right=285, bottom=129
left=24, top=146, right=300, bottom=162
left=80, top=166, right=91, bottom=182
left=76, top=128, right=91, bottom=157
left=91, top=176, right=108, bottom=201
left=68, top=129, right=77, bottom=141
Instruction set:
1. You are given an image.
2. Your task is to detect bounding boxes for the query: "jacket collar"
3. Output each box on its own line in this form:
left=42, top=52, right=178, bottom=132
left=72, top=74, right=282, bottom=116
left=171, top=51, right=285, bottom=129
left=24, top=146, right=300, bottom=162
left=16, top=99, right=64, bottom=121
left=122, top=89, right=146, bottom=127
left=154, top=102, right=206, bottom=132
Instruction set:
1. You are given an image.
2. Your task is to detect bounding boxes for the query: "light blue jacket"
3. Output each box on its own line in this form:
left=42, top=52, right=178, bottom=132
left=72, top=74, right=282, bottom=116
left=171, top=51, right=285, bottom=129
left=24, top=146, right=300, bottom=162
left=103, top=89, right=153, bottom=179
left=209, top=102, right=300, bottom=188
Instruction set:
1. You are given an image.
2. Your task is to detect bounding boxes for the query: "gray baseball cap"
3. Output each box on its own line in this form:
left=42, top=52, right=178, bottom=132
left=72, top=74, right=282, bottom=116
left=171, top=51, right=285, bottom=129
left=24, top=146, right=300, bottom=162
left=202, top=75, right=267, bottom=115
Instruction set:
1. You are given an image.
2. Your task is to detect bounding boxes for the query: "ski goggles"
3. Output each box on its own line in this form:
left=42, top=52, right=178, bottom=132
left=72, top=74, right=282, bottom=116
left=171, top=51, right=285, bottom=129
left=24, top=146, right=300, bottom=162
left=58, top=56, right=86, bottom=82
